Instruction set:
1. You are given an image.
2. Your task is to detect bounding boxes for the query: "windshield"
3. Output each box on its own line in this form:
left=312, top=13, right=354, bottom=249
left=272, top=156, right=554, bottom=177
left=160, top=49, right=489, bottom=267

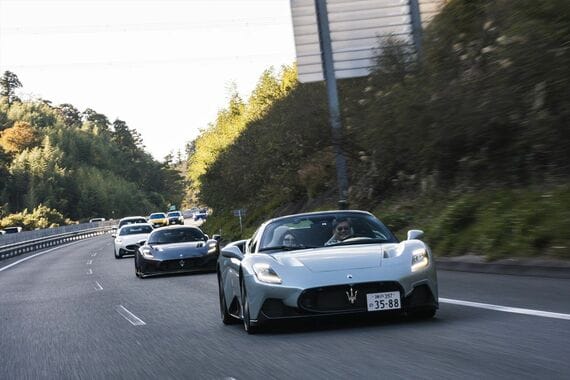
left=119, top=218, right=146, bottom=227
left=120, top=225, right=153, bottom=236
left=150, top=213, right=166, bottom=219
left=258, top=212, right=397, bottom=252
left=148, top=228, right=205, bottom=245
left=167, top=212, right=181, bottom=217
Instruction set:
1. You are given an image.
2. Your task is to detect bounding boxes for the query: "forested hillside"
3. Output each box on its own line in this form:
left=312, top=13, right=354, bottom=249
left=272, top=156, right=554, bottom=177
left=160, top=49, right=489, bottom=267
left=0, top=72, right=184, bottom=228
left=186, top=0, right=570, bottom=260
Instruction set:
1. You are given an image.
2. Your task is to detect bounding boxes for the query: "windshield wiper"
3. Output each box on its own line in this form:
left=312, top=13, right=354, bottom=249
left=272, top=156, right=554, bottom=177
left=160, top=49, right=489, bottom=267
left=337, top=238, right=390, bottom=246
left=258, top=244, right=319, bottom=252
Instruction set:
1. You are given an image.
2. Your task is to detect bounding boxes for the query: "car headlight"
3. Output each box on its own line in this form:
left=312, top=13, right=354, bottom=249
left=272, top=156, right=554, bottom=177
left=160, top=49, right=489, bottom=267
left=207, top=242, right=218, bottom=254
left=140, top=247, right=154, bottom=258
left=115, top=238, right=122, bottom=244
left=411, top=248, right=429, bottom=272
left=252, top=263, right=282, bottom=284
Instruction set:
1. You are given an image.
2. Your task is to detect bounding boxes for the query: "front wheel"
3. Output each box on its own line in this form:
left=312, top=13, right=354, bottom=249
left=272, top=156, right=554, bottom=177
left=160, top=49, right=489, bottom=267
left=409, top=307, right=436, bottom=320
left=241, top=283, right=259, bottom=334
left=218, top=275, right=237, bottom=325
left=134, top=255, right=145, bottom=278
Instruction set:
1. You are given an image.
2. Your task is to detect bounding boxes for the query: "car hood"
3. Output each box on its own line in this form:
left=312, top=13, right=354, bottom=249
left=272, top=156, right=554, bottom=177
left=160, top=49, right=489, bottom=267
left=149, top=241, right=208, bottom=259
left=118, top=233, right=149, bottom=245
left=273, top=244, right=389, bottom=273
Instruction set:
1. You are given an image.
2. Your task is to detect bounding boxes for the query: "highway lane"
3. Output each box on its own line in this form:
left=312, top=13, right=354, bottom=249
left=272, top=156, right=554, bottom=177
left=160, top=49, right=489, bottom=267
left=1, top=235, right=569, bottom=379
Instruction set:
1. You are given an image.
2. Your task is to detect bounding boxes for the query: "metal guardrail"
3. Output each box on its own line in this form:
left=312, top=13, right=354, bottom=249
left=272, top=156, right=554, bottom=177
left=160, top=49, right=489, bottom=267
left=0, top=223, right=115, bottom=262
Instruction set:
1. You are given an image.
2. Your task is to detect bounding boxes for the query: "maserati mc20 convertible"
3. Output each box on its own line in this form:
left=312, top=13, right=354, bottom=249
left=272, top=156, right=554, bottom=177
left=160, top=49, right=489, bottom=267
left=217, top=210, right=438, bottom=333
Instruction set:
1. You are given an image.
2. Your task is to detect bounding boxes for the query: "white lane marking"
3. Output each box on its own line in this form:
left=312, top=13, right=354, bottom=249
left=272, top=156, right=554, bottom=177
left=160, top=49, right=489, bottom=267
left=86, top=260, right=92, bottom=265
left=440, top=298, right=570, bottom=321
left=94, top=281, right=103, bottom=291
left=87, top=268, right=93, bottom=275
left=91, top=252, right=98, bottom=257
left=0, top=242, right=82, bottom=273
left=115, top=305, right=146, bottom=326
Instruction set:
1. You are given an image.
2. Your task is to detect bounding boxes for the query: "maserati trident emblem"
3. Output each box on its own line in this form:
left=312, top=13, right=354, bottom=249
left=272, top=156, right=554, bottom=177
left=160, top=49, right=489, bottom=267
left=347, top=274, right=353, bottom=279
left=346, top=287, right=358, bottom=304
left=179, top=260, right=185, bottom=267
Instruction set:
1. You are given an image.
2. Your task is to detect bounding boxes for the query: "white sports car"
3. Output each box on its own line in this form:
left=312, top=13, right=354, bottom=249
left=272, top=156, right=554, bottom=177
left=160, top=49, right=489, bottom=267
left=113, top=223, right=154, bottom=259
left=217, top=210, right=438, bottom=333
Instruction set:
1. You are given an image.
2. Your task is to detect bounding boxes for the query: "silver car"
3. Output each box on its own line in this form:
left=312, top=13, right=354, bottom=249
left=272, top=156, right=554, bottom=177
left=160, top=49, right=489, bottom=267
left=113, top=223, right=154, bottom=259
left=217, top=210, right=438, bottom=333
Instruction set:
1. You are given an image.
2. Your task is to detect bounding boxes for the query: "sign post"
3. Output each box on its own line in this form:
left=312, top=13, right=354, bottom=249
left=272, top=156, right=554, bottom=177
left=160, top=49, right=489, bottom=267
left=232, top=209, right=246, bottom=234
left=314, top=0, right=349, bottom=208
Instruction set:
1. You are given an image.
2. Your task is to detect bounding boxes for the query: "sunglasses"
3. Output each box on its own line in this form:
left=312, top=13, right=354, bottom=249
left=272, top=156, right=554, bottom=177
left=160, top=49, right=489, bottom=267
left=283, top=237, right=295, bottom=241
left=336, top=226, right=350, bottom=232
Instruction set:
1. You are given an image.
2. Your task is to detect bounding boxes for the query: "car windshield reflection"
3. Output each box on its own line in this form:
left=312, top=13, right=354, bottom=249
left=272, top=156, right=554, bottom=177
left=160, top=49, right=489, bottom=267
left=258, top=212, right=397, bottom=252
left=148, top=228, right=205, bottom=245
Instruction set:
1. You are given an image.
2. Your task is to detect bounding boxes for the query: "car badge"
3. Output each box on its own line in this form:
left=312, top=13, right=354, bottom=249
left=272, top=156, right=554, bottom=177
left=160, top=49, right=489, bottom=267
left=347, top=274, right=353, bottom=279
left=346, top=287, right=358, bottom=304
left=179, top=260, right=185, bottom=267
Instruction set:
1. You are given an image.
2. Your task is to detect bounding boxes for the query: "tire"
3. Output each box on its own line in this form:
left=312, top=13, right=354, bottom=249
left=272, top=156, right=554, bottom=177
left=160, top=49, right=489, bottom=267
left=114, top=249, right=121, bottom=259
left=409, top=307, right=436, bottom=320
left=241, top=282, right=259, bottom=334
left=134, top=255, right=145, bottom=278
left=218, top=275, right=237, bottom=325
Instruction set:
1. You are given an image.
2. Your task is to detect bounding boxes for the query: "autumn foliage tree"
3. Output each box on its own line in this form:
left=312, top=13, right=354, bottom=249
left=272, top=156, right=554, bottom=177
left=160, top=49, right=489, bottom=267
left=0, top=121, right=40, bottom=153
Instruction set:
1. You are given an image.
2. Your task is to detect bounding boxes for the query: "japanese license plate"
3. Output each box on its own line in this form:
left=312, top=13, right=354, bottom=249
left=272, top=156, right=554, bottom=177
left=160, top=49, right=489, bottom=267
left=367, top=291, right=401, bottom=311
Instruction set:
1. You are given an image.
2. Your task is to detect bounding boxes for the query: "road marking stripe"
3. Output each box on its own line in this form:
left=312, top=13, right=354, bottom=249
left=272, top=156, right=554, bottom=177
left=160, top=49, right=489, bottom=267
left=0, top=242, right=81, bottom=272
left=87, top=268, right=93, bottom=275
left=115, top=305, right=146, bottom=326
left=440, top=298, right=570, bottom=321
left=86, top=260, right=92, bottom=265
left=94, top=281, right=103, bottom=290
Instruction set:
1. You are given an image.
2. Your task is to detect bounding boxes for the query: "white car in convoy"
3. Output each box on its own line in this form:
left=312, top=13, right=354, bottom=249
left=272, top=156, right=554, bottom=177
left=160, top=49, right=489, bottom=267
left=113, top=223, right=154, bottom=259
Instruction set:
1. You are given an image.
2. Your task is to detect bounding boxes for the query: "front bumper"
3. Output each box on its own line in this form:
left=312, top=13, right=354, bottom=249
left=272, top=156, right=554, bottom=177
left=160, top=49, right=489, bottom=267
left=118, top=245, right=139, bottom=256
left=257, top=283, right=437, bottom=321
left=242, top=264, right=438, bottom=322
left=139, top=254, right=217, bottom=275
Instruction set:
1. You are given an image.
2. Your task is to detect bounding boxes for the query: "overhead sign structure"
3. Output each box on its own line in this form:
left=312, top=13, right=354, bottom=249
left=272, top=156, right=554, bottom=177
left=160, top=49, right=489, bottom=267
left=290, top=0, right=445, bottom=83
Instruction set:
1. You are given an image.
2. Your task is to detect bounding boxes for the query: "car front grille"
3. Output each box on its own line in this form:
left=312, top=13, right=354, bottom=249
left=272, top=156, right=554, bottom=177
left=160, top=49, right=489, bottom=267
left=298, top=281, right=403, bottom=313
left=125, top=244, right=139, bottom=252
left=159, top=257, right=208, bottom=271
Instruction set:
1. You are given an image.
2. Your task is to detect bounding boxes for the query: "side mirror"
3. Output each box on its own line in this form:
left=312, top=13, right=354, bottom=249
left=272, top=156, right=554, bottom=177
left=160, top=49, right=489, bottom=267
left=111, top=233, right=116, bottom=238
left=221, top=245, right=244, bottom=260
left=212, top=234, right=221, bottom=242
left=204, top=234, right=209, bottom=241
left=137, top=239, right=146, bottom=246
left=407, top=229, right=424, bottom=240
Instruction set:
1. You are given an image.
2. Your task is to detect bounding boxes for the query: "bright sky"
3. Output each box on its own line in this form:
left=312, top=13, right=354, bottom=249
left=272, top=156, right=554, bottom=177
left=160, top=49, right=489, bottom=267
left=0, top=0, right=296, bottom=160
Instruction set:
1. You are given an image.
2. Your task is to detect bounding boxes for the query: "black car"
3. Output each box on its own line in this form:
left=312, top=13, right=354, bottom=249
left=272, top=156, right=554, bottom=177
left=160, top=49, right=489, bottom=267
left=134, top=225, right=220, bottom=278
left=166, top=211, right=184, bottom=225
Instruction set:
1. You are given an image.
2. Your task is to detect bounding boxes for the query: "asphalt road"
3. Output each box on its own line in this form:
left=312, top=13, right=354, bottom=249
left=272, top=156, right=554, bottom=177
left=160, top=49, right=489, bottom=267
left=1, top=235, right=569, bottom=379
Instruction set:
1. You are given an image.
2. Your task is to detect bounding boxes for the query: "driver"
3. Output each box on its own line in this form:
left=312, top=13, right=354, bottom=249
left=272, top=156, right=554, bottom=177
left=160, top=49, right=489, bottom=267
left=325, top=218, right=352, bottom=246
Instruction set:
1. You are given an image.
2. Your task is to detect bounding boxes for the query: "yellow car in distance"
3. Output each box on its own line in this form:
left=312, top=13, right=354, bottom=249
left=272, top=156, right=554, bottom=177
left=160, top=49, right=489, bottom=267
left=148, top=212, right=168, bottom=228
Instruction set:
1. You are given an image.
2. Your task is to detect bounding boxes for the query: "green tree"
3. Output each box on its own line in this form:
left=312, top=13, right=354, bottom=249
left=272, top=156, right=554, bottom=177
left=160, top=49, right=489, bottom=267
left=57, top=103, right=82, bottom=128
left=0, top=71, right=22, bottom=104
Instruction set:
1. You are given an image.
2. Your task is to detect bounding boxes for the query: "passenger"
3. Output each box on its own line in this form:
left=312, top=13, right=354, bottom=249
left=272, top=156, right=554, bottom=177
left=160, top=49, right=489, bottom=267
left=282, top=232, right=297, bottom=248
left=325, top=218, right=353, bottom=246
